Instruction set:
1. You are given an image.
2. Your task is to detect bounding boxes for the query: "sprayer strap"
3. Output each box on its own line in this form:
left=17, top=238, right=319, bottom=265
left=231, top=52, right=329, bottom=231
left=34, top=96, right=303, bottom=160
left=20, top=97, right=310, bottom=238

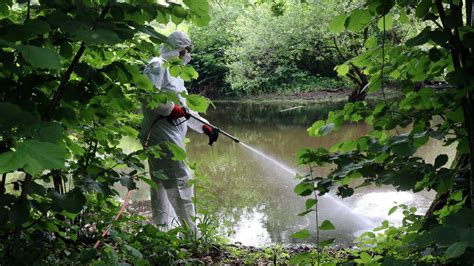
left=143, top=115, right=165, bottom=149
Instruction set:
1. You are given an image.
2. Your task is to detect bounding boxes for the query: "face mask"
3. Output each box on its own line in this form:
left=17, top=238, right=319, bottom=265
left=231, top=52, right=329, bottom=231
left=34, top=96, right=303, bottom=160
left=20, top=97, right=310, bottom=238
left=181, top=51, right=191, bottom=65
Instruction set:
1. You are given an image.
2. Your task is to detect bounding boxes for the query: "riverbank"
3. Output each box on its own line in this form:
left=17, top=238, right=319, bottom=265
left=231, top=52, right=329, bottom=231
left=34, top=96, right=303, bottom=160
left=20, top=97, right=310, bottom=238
left=209, top=87, right=402, bottom=104
left=127, top=201, right=357, bottom=265
left=181, top=242, right=352, bottom=265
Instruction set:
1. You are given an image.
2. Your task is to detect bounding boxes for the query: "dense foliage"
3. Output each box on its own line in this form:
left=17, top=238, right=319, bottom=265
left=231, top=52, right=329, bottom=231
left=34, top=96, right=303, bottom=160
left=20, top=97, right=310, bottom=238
left=189, top=0, right=418, bottom=98
left=0, top=0, right=211, bottom=264
left=293, top=0, right=474, bottom=264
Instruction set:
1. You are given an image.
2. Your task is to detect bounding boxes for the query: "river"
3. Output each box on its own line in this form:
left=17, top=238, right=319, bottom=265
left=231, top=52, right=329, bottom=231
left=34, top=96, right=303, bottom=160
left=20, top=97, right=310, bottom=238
left=119, top=101, right=455, bottom=246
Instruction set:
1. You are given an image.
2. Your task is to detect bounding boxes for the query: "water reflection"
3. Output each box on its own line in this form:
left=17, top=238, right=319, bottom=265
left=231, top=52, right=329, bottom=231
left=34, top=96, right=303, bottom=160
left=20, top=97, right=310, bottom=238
left=121, top=102, right=455, bottom=246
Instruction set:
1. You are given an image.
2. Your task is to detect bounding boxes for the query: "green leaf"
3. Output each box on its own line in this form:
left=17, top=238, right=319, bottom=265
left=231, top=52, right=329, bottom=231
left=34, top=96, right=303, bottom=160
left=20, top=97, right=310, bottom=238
left=434, top=154, right=449, bottom=168
left=337, top=185, right=354, bottom=198
left=136, top=25, right=167, bottom=44
left=339, top=140, right=358, bottom=153
left=19, top=45, right=61, bottom=70
left=52, top=189, right=86, bottom=213
left=357, top=252, right=373, bottom=263
left=0, top=102, right=38, bottom=130
left=291, top=229, right=311, bottom=239
left=289, top=253, right=312, bottom=265
left=377, top=13, right=394, bottom=31
left=346, top=9, right=373, bottom=32
left=368, top=77, right=382, bottom=92
left=365, top=36, right=377, bottom=48
left=391, top=142, right=417, bottom=157
left=294, top=182, right=314, bottom=196
left=182, top=66, right=199, bottom=80
left=305, top=198, right=317, bottom=210
left=336, top=64, right=350, bottom=76
left=457, top=138, right=470, bottom=154
left=319, top=238, right=335, bottom=247
left=329, top=14, right=347, bottom=33
left=0, top=151, right=25, bottom=174
left=0, top=2, right=10, bottom=18
left=138, top=176, right=158, bottom=189
left=169, top=65, right=180, bottom=77
left=297, top=209, right=314, bottom=216
left=399, top=9, right=409, bottom=24
left=406, top=26, right=432, bottom=46
left=125, top=244, right=143, bottom=259
left=183, top=0, right=209, bottom=15
left=120, top=176, right=137, bottom=190
left=416, top=0, right=431, bottom=18
left=388, top=206, right=398, bottom=215
left=319, top=220, right=335, bottom=230
left=165, top=142, right=186, bottom=161
left=31, top=121, right=64, bottom=143
left=29, top=181, right=47, bottom=196
left=0, top=140, right=67, bottom=175
left=191, top=13, right=211, bottom=26
left=445, top=241, right=468, bottom=259
left=446, top=106, right=464, bottom=123
left=307, top=120, right=325, bottom=136
left=186, top=94, right=210, bottom=113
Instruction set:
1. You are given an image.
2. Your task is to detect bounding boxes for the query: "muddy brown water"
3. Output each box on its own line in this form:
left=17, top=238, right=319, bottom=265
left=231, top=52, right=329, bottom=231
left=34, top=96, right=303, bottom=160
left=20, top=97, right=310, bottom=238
left=118, top=101, right=455, bottom=246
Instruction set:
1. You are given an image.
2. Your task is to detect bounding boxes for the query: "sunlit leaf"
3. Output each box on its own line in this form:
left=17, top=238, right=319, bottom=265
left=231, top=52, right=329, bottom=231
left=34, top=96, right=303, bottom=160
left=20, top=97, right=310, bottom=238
left=329, top=14, right=346, bottom=33
left=291, top=229, right=311, bottom=239
left=319, top=220, right=335, bottom=230
left=294, top=182, right=314, bottom=196
left=186, top=94, right=210, bottom=113
left=165, top=142, right=186, bottom=161
left=377, top=13, right=393, bottom=31
left=388, top=206, right=398, bottom=215
left=305, top=198, right=317, bottom=210
left=346, top=9, right=372, bottom=32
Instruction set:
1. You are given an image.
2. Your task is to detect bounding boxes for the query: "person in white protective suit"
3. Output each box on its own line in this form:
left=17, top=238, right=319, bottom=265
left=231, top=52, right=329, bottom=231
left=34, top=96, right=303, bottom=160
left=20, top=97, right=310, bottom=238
left=139, top=31, right=219, bottom=232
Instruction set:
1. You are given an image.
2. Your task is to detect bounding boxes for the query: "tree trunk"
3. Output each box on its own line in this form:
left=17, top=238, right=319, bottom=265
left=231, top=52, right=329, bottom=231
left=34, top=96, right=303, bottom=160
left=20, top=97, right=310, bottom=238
left=461, top=95, right=474, bottom=208
left=423, top=152, right=471, bottom=228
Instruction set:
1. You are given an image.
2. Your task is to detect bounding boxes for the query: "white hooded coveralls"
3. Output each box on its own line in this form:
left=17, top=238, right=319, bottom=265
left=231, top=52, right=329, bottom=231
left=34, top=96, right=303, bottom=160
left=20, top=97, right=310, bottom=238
left=140, top=31, right=208, bottom=232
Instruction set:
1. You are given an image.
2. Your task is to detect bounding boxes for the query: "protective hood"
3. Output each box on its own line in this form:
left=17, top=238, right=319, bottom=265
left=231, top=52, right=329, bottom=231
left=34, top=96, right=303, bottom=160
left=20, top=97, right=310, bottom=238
left=160, top=31, right=192, bottom=60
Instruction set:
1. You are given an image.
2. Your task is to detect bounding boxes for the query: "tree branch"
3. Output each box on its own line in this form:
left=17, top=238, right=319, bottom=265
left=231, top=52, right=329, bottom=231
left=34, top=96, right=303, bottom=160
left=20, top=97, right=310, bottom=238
left=42, top=3, right=111, bottom=121
left=26, top=0, right=31, bottom=22
left=467, top=0, right=473, bottom=26
left=12, top=174, right=32, bottom=252
left=1, top=173, right=6, bottom=192
left=332, top=37, right=349, bottom=62
left=435, top=0, right=461, bottom=68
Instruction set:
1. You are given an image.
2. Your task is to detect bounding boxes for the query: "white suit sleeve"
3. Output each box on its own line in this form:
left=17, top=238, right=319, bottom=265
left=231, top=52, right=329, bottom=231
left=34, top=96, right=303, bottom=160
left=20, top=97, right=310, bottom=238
left=143, top=58, right=175, bottom=116
left=187, top=109, right=210, bottom=133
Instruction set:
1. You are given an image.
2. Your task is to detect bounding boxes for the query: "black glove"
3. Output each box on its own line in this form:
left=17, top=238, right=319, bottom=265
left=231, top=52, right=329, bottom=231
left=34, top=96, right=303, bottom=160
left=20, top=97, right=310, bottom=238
left=202, top=125, right=219, bottom=146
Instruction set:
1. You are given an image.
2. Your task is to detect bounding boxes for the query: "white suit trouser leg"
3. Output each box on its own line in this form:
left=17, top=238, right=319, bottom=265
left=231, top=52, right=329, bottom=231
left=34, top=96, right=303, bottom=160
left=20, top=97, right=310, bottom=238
left=150, top=178, right=196, bottom=232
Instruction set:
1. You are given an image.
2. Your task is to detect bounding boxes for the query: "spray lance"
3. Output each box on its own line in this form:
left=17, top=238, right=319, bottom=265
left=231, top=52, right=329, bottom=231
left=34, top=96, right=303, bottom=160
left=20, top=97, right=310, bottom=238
left=187, top=113, right=240, bottom=144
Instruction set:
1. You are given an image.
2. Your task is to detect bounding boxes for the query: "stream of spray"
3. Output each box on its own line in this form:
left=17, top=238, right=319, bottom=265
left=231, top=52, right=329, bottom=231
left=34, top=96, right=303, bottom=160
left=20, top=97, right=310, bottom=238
left=240, top=142, right=376, bottom=228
